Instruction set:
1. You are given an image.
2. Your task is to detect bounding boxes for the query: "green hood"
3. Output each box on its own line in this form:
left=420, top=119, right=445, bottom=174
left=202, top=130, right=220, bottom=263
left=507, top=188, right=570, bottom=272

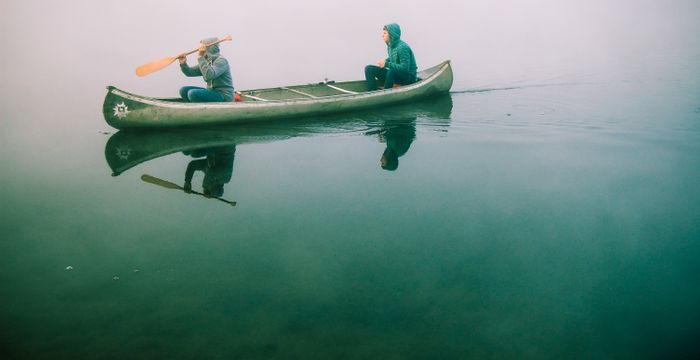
left=380, top=22, right=417, bottom=78
left=384, top=23, right=401, bottom=47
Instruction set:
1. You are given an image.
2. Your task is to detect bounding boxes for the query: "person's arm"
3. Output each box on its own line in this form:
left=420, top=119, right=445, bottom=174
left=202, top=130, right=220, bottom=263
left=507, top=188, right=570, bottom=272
left=184, top=159, right=207, bottom=192
left=179, top=55, right=203, bottom=77
left=385, top=45, right=411, bottom=73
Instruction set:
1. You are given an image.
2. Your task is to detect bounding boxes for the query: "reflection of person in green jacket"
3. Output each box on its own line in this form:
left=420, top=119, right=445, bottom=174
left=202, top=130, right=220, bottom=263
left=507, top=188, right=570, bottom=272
left=379, top=124, right=416, bottom=171
left=365, top=23, right=418, bottom=91
left=182, top=146, right=235, bottom=197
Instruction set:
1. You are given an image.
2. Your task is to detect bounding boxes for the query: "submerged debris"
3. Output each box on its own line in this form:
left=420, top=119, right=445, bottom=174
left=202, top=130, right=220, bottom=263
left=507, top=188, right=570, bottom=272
left=65, top=266, right=74, bottom=271
left=112, top=276, right=120, bottom=281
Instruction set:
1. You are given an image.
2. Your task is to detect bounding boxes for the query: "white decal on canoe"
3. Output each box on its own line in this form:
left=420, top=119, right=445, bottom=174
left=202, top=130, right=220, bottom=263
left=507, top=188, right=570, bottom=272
left=113, top=102, right=130, bottom=118
left=115, top=145, right=132, bottom=160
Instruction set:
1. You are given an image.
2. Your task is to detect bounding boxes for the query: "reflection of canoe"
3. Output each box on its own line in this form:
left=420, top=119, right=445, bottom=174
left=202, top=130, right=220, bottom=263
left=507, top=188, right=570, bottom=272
left=103, top=61, right=453, bottom=129
left=105, top=95, right=452, bottom=176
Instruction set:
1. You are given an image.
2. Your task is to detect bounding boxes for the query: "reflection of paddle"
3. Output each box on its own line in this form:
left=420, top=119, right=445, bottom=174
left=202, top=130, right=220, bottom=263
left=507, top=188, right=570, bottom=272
left=141, top=174, right=236, bottom=207
left=135, top=35, right=232, bottom=77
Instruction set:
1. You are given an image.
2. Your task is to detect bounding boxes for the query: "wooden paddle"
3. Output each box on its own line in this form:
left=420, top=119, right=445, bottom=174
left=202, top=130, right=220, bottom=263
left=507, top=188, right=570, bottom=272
left=141, top=174, right=237, bottom=206
left=135, top=35, right=232, bottom=77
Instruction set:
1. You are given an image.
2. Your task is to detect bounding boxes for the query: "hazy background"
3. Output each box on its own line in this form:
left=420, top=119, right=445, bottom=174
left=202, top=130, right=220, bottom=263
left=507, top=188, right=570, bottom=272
left=1, top=0, right=699, bottom=94
left=1, top=1, right=699, bottom=359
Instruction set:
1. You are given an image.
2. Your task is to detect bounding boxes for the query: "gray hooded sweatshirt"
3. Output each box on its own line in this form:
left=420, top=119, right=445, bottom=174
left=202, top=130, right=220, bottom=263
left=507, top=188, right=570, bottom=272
left=180, top=37, right=235, bottom=101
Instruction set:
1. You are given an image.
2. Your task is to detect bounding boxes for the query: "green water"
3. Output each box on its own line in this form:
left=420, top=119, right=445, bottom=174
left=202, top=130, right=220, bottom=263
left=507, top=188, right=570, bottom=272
left=2, top=80, right=699, bottom=358
left=2, top=1, right=700, bottom=359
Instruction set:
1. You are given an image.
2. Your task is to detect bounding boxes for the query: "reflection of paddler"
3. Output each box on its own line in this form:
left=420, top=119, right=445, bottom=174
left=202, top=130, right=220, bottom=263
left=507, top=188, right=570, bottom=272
left=183, top=146, right=235, bottom=197
left=141, top=175, right=236, bottom=206
left=379, top=124, right=415, bottom=171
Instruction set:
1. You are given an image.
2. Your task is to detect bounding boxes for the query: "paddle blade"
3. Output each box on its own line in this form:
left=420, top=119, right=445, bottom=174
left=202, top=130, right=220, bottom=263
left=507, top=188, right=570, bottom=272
left=135, top=56, right=177, bottom=77
left=141, top=174, right=182, bottom=190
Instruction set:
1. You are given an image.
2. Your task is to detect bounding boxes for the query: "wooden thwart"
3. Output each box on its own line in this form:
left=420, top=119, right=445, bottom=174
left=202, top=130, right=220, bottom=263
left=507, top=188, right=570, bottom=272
left=241, top=94, right=268, bottom=101
left=281, top=87, right=318, bottom=98
left=326, top=84, right=358, bottom=95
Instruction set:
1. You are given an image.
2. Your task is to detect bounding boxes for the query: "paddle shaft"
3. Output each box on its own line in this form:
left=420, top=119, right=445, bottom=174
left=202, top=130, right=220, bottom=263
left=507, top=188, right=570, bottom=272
left=179, top=35, right=232, bottom=58
left=135, top=35, right=232, bottom=77
left=140, top=174, right=236, bottom=206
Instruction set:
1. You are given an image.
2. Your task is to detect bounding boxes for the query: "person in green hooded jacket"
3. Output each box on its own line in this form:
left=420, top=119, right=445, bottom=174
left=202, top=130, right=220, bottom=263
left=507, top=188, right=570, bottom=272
left=365, top=23, right=418, bottom=91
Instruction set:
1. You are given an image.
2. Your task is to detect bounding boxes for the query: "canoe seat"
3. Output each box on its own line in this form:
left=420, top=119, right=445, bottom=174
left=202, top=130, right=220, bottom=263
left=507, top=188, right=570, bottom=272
left=389, top=78, right=421, bottom=89
left=378, top=83, right=402, bottom=90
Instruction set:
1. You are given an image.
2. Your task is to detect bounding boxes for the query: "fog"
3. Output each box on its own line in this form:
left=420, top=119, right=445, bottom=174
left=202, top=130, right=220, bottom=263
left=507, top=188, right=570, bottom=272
left=2, top=0, right=698, bottom=95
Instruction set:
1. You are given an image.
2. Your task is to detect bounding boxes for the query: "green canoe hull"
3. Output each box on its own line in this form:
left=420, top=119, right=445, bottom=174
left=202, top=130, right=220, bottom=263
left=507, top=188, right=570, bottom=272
left=103, top=60, right=453, bottom=129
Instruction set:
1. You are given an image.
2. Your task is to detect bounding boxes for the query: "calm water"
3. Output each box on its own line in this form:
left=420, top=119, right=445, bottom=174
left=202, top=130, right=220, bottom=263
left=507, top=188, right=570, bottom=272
left=2, top=1, right=700, bottom=359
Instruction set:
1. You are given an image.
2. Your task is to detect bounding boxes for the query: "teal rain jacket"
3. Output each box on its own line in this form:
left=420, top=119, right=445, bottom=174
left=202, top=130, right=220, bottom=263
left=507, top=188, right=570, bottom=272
left=384, top=23, right=417, bottom=79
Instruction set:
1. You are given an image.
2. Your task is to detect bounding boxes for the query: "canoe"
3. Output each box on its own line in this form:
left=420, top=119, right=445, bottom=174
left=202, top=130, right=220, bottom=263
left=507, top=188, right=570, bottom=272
left=103, top=60, right=453, bottom=129
left=105, top=94, right=453, bottom=176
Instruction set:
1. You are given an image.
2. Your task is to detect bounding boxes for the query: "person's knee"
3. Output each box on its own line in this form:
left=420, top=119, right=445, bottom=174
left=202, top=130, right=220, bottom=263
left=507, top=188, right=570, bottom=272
left=179, top=87, right=190, bottom=99
left=187, top=89, right=202, bottom=102
left=187, top=89, right=223, bottom=102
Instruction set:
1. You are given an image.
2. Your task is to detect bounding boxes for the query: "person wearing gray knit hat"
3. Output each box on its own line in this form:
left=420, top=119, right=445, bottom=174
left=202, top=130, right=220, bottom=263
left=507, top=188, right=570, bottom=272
left=178, top=37, right=235, bottom=102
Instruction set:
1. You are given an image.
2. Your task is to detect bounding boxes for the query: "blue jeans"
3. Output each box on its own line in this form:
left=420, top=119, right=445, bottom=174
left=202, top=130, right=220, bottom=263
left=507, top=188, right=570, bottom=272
left=179, top=86, right=226, bottom=102
left=364, top=65, right=416, bottom=91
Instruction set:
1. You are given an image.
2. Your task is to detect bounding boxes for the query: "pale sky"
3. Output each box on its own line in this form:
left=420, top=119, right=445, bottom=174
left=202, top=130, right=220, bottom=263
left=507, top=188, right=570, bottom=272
left=1, top=0, right=698, bottom=93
